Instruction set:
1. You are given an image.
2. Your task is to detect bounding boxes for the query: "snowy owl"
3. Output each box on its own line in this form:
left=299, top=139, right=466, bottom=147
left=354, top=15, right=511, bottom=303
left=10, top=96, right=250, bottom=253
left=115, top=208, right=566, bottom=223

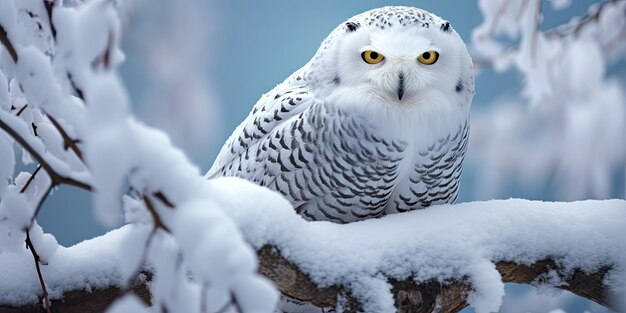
left=207, top=6, right=474, bottom=223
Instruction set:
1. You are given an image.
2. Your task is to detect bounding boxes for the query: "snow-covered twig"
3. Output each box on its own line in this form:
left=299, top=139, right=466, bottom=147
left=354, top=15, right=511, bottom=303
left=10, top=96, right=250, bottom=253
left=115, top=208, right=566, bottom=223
left=0, top=118, right=92, bottom=191
left=545, top=0, right=621, bottom=39
left=0, top=25, right=17, bottom=62
left=472, top=0, right=626, bottom=71
left=142, top=195, right=171, bottom=233
left=46, top=115, right=82, bottom=161
left=24, top=231, right=51, bottom=313
left=19, top=165, right=41, bottom=194
left=469, top=0, right=626, bottom=200
left=16, top=160, right=53, bottom=313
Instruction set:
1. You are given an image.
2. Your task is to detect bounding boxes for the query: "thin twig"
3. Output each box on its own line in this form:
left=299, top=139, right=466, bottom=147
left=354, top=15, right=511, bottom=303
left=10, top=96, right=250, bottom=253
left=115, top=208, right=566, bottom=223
left=143, top=195, right=171, bottom=233
left=43, top=0, right=57, bottom=41
left=101, top=31, right=114, bottom=70
left=0, top=119, right=92, bottom=191
left=19, top=154, right=53, bottom=313
left=46, top=114, right=83, bottom=161
left=16, top=105, right=28, bottom=117
left=230, top=292, right=243, bottom=313
left=474, top=0, right=622, bottom=70
left=29, top=184, right=54, bottom=226
left=66, top=73, right=85, bottom=101
left=546, top=0, right=619, bottom=39
left=153, top=191, right=174, bottom=208
left=20, top=165, right=42, bottom=193
left=25, top=231, right=52, bottom=313
left=0, top=24, right=18, bottom=63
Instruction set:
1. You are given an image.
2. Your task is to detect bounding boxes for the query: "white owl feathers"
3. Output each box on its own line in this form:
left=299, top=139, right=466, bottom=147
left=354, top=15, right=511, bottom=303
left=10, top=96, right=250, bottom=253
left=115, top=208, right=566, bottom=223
left=207, top=6, right=474, bottom=223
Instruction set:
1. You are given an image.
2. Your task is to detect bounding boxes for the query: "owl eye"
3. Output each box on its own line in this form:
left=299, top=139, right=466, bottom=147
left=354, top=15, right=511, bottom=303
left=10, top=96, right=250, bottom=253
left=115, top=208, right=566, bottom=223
left=418, top=51, right=439, bottom=65
left=361, top=50, right=384, bottom=64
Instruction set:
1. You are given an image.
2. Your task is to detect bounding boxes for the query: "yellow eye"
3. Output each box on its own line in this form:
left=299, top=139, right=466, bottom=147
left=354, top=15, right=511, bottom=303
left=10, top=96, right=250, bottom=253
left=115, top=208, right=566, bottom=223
left=361, top=50, right=384, bottom=64
left=418, top=51, right=439, bottom=65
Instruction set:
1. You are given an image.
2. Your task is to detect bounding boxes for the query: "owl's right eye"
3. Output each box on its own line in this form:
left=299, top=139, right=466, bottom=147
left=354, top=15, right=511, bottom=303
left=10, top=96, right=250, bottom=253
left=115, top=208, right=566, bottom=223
left=361, top=50, right=384, bottom=64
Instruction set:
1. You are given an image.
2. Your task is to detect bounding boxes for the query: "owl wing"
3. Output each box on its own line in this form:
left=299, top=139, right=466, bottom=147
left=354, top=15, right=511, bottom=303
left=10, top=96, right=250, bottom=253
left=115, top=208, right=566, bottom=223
left=206, top=72, right=317, bottom=182
left=207, top=74, right=408, bottom=222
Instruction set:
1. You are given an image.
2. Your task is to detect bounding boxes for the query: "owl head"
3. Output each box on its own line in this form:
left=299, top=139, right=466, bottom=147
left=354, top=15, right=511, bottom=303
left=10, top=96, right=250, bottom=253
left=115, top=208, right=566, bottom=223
left=304, top=6, right=473, bottom=128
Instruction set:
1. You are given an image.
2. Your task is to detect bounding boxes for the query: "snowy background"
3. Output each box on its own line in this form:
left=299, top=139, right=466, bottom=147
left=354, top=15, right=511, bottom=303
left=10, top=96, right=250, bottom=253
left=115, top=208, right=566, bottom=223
left=8, top=0, right=623, bottom=312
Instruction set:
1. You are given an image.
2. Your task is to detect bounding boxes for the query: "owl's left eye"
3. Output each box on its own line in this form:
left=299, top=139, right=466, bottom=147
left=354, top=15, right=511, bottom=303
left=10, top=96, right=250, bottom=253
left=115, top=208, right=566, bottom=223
left=418, top=51, right=439, bottom=65
left=361, top=50, right=385, bottom=64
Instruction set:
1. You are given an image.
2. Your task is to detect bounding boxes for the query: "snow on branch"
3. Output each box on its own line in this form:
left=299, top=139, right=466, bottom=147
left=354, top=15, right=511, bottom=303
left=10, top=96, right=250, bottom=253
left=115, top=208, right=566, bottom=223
left=215, top=179, right=626, bottom=313
left=0, top=186, right=624, bottom=313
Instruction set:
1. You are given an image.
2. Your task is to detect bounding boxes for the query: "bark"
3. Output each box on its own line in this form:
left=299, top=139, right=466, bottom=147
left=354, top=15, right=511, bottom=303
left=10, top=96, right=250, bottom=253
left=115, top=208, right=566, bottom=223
left=0, top=246, right=615, bottom=313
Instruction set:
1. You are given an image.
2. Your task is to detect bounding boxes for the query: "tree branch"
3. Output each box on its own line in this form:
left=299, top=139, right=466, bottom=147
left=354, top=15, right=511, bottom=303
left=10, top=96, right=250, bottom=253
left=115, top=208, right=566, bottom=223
left=0, top=244, right=616, bottom=313
left=24, top=231, right=51, bottom=313
left=142, top=195, right=171, bottom=233
left=545, top=0, right=620, bottom=39
left=257, top=246, right=616, bottom=313
left=46, top=115, right=83, bottom=161
left=472, top=0, right=625, bottom=70
left=0, top=119, right=92, bottom=191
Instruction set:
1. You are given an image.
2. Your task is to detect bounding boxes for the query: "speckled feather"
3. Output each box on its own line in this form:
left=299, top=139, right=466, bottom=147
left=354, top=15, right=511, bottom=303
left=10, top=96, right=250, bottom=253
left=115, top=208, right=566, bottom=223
left=207, top=6, right=473, bottom=223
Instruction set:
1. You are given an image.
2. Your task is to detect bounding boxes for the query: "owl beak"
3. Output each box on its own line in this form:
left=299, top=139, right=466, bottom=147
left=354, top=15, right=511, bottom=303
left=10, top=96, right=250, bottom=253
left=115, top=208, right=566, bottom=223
left=397, top=72, right=405, bottom=101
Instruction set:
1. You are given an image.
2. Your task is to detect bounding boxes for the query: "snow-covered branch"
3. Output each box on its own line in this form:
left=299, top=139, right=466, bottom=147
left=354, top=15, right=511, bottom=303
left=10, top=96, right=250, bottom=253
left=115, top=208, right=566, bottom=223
left=256, top=248, right=612, bottom=313
left=1, top=193, right=624, bottom=313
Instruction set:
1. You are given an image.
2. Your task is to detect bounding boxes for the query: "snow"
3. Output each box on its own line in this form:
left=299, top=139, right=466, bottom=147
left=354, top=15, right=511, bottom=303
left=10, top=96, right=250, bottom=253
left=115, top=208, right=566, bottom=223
left=232, top=275, right=281, bottom=313
left=0, top=132, right=14, bottom=198
left=0, top=225, right=137, bottom=306
left=0, top=189, right=32, bottom=252
left=116, top=224, right=150, bottom=283
left=0, top=72, right=8, bottom=110
left=208, top=177, right=626, bottom=313
left=105, top=294, right=150, bottom=313
left=27, top=222, right=59, bottom=264
left=0, top=181, right=623, bottom=313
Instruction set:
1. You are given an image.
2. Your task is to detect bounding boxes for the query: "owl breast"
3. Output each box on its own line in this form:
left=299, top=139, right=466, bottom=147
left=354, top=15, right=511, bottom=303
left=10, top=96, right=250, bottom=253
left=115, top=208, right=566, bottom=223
left=290, top=103, right=468, bottom=222
left=215, top=93, right=469, bottom=223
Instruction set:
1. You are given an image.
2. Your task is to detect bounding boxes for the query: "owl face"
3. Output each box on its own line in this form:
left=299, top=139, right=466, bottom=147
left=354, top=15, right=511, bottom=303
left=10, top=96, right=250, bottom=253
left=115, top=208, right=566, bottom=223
left=306, top=7, right=473, bottom=119
left=335, top=21, right=469, bottom=107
